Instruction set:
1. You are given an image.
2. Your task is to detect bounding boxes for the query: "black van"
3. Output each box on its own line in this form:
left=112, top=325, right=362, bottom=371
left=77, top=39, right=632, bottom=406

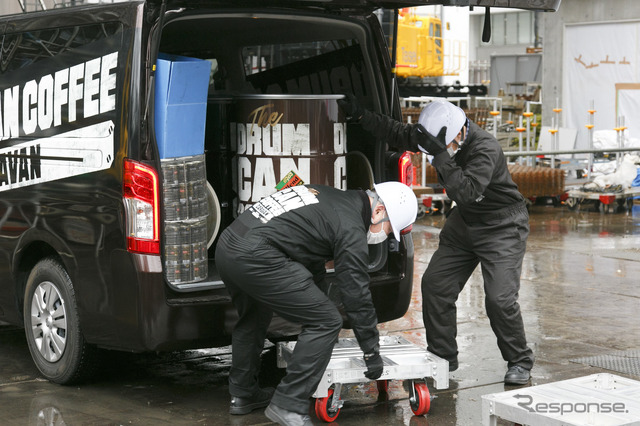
left=0, top=0, right=561, bottom=384
left=0, top=0, right=421, bottom=385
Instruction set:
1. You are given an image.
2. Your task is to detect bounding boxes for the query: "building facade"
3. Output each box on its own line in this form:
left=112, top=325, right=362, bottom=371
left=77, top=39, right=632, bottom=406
left=542, top=0, right=640, bottom=145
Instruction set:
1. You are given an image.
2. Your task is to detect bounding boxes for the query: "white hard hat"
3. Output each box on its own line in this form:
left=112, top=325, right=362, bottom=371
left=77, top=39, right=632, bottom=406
left=373, top=182, right=417, bottom=240
left=418, top=100, right=467, bottom=145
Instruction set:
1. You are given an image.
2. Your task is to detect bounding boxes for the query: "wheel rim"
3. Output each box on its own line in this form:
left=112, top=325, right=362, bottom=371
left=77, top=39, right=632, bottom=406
left=30, top=281, right=67, bottom=362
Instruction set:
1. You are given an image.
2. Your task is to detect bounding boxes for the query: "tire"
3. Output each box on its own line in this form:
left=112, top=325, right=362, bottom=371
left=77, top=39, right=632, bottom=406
left=409, top=381, right=431, bottom=416
left=315, top=388, right=340, bottom=422
left=23, top=257, right=97, bottom=384
left=615, top=198, right=629, bottom=213
left=565, top=197, right=579, bottom=211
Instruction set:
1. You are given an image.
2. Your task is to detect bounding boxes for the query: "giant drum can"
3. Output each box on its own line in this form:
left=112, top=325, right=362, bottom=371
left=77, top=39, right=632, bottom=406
left=231, top=95, right=346, bottom=215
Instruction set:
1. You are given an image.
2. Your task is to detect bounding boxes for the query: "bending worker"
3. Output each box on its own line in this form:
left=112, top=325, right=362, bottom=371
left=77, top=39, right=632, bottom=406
left=339, top=96, right=534, bottom=386
left=215, top=182, right=417, bottom=425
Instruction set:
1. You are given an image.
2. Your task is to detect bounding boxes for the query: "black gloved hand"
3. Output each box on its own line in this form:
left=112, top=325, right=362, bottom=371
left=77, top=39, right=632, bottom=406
left=416, top=124, right=448, bottom=156
left=363, top=351, right=384, bottom=380
left=338, top=93, right=365, bottom=123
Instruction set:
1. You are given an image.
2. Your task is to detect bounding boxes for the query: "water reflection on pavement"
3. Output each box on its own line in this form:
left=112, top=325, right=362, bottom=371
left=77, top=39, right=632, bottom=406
left=1, top=203, right=640, bottom=425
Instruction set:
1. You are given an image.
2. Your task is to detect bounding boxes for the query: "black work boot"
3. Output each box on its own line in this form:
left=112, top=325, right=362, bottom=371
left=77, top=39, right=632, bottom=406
left=448, top=358, right=459, bottom=372
left=504, top=365, right=530, bottom=385
left=265, top=403, right=313, bottom=426
left=229, top=387, right=275, bottom=415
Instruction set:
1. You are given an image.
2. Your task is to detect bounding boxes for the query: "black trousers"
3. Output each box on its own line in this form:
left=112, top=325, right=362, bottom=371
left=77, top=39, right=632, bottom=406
left=215, top=228, right=343, bottom=414
left=422, top=204, right=534, bottom=370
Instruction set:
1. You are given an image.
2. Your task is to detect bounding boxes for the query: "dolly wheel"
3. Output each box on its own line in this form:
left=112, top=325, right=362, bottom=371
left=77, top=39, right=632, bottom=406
left=377, top=379, right=389, bottom=394
left=315, top=388, right=340, bottom=422
left=409, top=382, right=431, bottom=416
left=565, top=197, right=579, bottom=211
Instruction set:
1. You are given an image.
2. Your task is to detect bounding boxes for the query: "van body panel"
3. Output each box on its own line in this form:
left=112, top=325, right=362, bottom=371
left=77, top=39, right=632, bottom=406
left=0, top=1, right=415, bottom=368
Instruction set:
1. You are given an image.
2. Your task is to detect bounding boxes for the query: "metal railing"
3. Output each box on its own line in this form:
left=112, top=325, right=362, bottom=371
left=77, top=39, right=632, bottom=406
left=505, top=147, right=639, bottom=158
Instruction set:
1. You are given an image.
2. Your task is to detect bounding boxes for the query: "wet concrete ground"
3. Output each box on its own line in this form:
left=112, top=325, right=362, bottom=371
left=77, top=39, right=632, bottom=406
left=2, top=202, right=640, bottom=425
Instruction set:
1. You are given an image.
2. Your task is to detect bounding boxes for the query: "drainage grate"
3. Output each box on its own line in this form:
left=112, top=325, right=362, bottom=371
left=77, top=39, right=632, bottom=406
left=570, top=349, right=640, bottom=377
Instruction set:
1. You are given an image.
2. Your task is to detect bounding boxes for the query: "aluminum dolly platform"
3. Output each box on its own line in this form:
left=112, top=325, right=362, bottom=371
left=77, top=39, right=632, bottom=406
left=277, top=335, right=449, bottom=422
left=565, top=186, right=640, bottom=213
left=482, top=373, right=640, bottom=425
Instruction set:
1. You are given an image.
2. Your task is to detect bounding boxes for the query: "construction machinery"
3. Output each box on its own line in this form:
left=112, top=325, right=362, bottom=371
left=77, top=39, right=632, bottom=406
left=380, top=8, right=487, bottom=98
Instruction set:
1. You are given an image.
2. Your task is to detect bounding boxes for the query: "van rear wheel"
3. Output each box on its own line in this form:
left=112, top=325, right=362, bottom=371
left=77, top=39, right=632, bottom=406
left=24, top=258, right=96, bottom=384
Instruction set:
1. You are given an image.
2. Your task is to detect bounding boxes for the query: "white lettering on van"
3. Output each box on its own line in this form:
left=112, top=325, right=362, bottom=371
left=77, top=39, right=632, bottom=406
left=100, top=52, right=118, bottom=114
left=334, top=122, right=346, bottom=154
left=0, top=120, right=114, bottom=192
left=334, top=156, right=346, bottom=189
left=68, top=63, right=85, bottom=123
left=0, top=52, right=118, bottom=140
left=234, top=120, right=347, bottom=215
left=237, top=122, right=310, bottom=156
left=22, top=81, right=38, bottom=135
left=38, top=75, right=54, bottom=131
left=2, top=86, right=20, bottom=139
left=0, top=145, right=42, bottom=186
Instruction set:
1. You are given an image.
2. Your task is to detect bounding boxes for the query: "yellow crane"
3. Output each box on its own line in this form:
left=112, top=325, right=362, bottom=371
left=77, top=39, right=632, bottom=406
left=395, top=8, right=445, bottom=79
left=387, top=8, right=477, bottom=97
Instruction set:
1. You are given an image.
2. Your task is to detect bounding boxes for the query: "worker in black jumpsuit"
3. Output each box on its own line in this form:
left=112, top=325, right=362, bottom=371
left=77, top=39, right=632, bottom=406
left=215, top=182, right=417, bottom=425
left=339, top=96, right=534, bottom=385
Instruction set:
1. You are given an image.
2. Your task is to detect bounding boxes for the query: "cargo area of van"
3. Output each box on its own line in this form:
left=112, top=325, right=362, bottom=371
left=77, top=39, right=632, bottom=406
left=152, top=10, right=412, bottom=320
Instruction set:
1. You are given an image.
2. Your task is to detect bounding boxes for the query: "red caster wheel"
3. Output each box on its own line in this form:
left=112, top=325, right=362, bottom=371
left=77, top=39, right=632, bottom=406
left=377, top=379, right=389, bottom=394
left=409, top=381, right=431, bottom=416
left=315, top=388, right=340, bottom=422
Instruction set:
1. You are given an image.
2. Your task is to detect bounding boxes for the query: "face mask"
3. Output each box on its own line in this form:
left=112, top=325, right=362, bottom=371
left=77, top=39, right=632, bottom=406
left=367, top=227, right=388, bottom=245
left=367, top=211, right=389, bottom=245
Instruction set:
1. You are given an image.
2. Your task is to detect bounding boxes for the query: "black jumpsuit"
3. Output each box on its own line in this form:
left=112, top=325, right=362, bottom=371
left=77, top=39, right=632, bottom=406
left=215, top=184, right=379, bottom=414
left=360, top=111, right=534, bottom=371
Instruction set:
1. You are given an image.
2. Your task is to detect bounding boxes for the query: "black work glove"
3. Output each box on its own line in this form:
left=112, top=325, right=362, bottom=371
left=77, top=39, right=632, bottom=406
left=338, top=93, right=365, bottom=123
left=416, top=124, right=448, bottom=156
left=363, top=351, right=384, bottom=380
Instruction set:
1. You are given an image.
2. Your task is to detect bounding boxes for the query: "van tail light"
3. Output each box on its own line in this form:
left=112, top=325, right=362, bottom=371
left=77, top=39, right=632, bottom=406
left=398, top=151, right=414, bottom=186
left=123, top=159, right=160, bottom=255
left=398, top=151, right=415, bottom=236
